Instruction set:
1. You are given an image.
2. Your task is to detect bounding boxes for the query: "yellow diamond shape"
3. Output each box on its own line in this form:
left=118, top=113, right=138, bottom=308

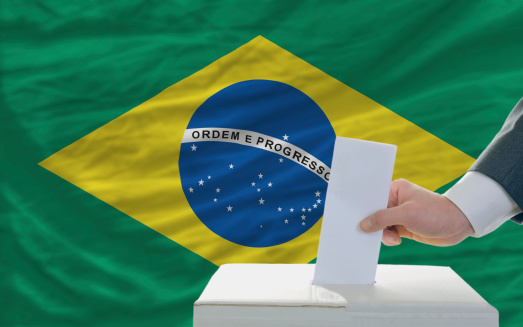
left=40, top=36, right=474, bottom=265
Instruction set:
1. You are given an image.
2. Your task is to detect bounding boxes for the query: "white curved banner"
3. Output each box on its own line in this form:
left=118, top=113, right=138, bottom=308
left=182, top=128, right=331, bottom=182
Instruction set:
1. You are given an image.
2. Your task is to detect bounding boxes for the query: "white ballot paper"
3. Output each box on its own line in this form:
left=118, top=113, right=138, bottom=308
left=313, top=137, right=396, bottom=285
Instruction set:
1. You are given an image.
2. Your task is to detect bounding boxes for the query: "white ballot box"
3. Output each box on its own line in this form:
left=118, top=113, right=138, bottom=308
left=194, top=264, right=498, bottom=327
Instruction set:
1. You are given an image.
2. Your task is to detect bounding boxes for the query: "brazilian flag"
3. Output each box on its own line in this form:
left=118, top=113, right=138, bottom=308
left=2, top=1, right=522, bottom=326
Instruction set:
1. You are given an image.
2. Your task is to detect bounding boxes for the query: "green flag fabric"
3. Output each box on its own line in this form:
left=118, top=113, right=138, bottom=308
left=2, top=1, right=522, bottom=326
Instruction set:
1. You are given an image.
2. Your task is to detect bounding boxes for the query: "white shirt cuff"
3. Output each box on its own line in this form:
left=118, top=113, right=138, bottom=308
left=443, top=171, right=522, bottom=237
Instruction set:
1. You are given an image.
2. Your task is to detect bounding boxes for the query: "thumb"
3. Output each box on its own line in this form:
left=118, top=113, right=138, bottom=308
left=360, top=206, right=408, bottom=232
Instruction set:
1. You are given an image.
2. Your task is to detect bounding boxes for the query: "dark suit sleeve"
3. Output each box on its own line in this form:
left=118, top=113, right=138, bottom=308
left=469, top=97, right=523, bottom=224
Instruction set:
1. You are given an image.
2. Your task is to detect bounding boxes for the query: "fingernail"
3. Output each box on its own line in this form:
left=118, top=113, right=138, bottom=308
left=360, top=218, right=372, bottom=232
left=385, top=234, right=398, bottom=244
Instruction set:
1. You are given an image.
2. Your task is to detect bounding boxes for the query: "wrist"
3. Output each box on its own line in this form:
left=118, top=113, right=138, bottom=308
left=441, top=194, right=474, bottom=243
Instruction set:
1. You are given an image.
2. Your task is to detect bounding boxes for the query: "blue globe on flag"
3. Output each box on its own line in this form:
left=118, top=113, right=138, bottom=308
left=179, top=80, right=335, bottom=247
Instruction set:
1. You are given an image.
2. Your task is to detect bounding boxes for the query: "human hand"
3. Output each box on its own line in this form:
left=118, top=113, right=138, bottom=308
left=359, top=179, right=475, bottom=246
